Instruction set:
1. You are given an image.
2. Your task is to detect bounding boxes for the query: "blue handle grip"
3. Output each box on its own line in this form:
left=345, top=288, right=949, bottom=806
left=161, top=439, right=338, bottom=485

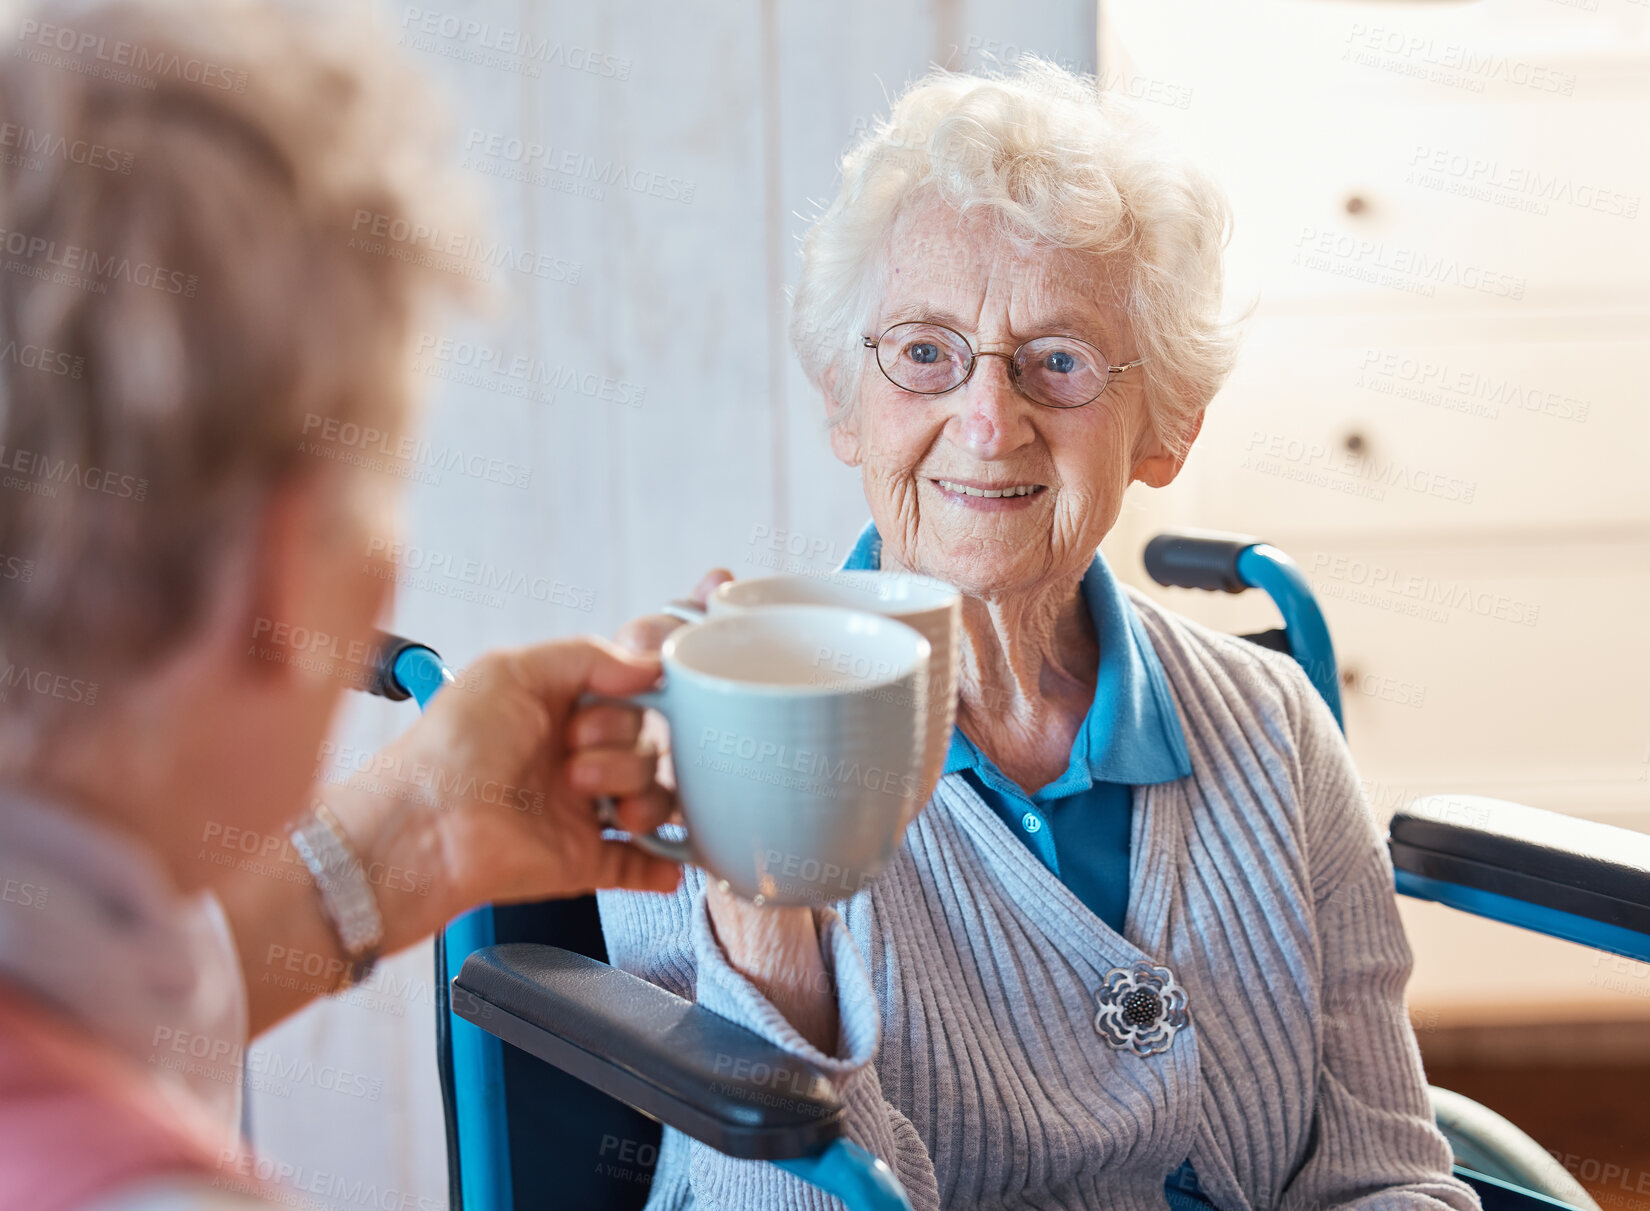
left=392, top=644, right=452, bottom=709
left=380, top=639, right=512, bottom=1211
left=1141, top=533, right=1344, bottom=732
left=1234, top=544, right=1344, bottom=731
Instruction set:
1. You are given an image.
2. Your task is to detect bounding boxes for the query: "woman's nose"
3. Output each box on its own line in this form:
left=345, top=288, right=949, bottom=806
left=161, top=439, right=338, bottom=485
left=949, top=353, right=1035, bottom=459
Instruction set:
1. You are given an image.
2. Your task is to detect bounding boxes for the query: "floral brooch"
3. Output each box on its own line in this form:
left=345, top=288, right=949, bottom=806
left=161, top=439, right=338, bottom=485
left=1092, top=961, right=1190, bottom=1056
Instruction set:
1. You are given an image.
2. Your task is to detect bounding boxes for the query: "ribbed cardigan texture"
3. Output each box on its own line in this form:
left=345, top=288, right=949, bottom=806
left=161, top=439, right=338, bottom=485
left=597, top=589, right=1479, bottom=1211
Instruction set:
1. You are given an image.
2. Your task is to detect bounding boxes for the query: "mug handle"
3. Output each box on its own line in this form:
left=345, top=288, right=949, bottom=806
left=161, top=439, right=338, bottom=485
left=660, top=599, right=707, bottom=625
left=579, top=687, right=694, bottom=865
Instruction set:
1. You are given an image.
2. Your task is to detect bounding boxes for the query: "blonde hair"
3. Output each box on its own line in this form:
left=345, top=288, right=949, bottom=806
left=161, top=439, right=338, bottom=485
left=0, top=0, right=472, bottom=695
left=790, top=58, right=1242, bottom=456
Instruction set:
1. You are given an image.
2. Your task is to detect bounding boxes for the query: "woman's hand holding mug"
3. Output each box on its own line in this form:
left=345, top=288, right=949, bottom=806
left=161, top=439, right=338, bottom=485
left=229, top=635, right=684, bottom=1035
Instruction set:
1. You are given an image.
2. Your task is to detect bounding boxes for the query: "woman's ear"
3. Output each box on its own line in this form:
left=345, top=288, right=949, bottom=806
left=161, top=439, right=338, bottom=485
left=823, top=365, right=863, bottom=467
left=242, top=467, right=392, bottom=687
left=1130, top=410, right=1204, bottom=489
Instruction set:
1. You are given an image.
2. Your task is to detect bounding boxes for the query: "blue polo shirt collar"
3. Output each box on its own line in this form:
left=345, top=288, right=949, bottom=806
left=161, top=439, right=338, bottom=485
left=841, top=520, right=1191, bottom=796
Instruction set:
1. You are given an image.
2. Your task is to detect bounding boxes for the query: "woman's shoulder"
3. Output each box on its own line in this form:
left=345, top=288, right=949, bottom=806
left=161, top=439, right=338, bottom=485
left=1120, top=583, right=1321, bottom=734
left=1121, top=584, right=1373, bottom=881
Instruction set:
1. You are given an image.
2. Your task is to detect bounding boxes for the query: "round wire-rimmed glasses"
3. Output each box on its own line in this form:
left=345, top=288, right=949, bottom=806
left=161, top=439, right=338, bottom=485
left=862, top=320, right=1145, bottom=410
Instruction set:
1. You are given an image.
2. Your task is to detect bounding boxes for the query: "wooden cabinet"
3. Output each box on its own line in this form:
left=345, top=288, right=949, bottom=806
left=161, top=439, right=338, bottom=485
left=1102, top=0, right=1650, bottom=1024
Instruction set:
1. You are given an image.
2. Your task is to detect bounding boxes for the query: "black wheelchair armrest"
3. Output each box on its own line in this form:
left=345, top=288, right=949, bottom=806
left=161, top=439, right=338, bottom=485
left=1389, top=795, right=1650, bottom=943
left=452, top=943, right=846, bottom=1161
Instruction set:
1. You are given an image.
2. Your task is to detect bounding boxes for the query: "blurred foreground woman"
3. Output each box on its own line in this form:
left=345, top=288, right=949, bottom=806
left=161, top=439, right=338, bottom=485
left=0, top=3, right=676, bottom=1207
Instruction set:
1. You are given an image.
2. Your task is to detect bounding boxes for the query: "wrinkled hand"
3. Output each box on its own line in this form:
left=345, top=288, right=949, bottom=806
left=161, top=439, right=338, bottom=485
left=613, top=567, right=733, bottom=653
left=323, top=635, right=681, bottom=955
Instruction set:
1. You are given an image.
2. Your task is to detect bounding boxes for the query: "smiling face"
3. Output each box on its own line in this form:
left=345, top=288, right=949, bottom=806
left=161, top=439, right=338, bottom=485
left=828, top=196, right=1194, bottom=602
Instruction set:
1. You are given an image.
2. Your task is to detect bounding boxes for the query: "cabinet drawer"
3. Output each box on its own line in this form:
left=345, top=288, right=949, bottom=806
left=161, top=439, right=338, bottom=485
left=1185, top=310, right=1649, bottom=541
left=1232, top=91, right=1650, bottom=313
left=1107, top=0, right=1650, bottom=312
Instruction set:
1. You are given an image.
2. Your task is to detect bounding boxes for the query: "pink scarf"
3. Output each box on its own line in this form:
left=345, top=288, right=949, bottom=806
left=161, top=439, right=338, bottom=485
left=0, top=792, right=256, bottom=1208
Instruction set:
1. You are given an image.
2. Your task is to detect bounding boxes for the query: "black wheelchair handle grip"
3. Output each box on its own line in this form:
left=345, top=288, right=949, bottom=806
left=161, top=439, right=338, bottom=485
left=1143, top=530, right=1262, bottom=595
left=364, top=630, right=433, bottom=701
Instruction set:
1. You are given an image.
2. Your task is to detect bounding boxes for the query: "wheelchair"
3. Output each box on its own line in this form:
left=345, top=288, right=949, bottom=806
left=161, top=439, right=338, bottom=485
left=361, top=530, right=1650, bottom=1211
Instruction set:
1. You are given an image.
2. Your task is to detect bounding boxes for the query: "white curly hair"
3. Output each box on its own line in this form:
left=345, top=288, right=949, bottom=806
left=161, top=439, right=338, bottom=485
left=790, top=58, right=1242, bottom=459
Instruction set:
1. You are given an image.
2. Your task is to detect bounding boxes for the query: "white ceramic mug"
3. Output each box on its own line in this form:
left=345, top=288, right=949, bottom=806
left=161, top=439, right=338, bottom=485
left=605, top=605, right=932, bottom=906
left=666, top=571, right=961, bottom=816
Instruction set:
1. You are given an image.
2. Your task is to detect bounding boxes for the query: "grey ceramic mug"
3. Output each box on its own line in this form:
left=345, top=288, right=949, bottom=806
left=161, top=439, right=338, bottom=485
left=602, top=605, right=931, bottom=906
left=664, top=571, right=961, bottom=818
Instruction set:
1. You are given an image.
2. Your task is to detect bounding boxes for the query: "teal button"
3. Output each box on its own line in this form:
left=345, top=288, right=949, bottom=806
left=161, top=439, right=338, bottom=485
left=1021, top=812, right=1042, bottom=834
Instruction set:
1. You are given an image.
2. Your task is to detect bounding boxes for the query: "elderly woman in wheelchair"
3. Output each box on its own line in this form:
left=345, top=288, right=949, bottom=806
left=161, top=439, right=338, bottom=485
left=594, top=62, right=1477, bottom=1211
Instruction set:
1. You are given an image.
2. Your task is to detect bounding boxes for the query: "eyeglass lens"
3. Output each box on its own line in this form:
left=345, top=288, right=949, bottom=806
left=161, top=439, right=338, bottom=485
left=874, top=322, right=1111, bottom=408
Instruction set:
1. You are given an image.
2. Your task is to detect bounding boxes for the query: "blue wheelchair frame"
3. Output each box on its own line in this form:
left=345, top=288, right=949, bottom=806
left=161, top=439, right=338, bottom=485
left=363, top=530, right=1646, bottom=1211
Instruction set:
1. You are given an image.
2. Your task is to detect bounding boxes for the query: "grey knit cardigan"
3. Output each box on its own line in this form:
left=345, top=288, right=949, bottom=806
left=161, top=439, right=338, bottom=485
left=597, top=587, right=1480, bottom=1211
